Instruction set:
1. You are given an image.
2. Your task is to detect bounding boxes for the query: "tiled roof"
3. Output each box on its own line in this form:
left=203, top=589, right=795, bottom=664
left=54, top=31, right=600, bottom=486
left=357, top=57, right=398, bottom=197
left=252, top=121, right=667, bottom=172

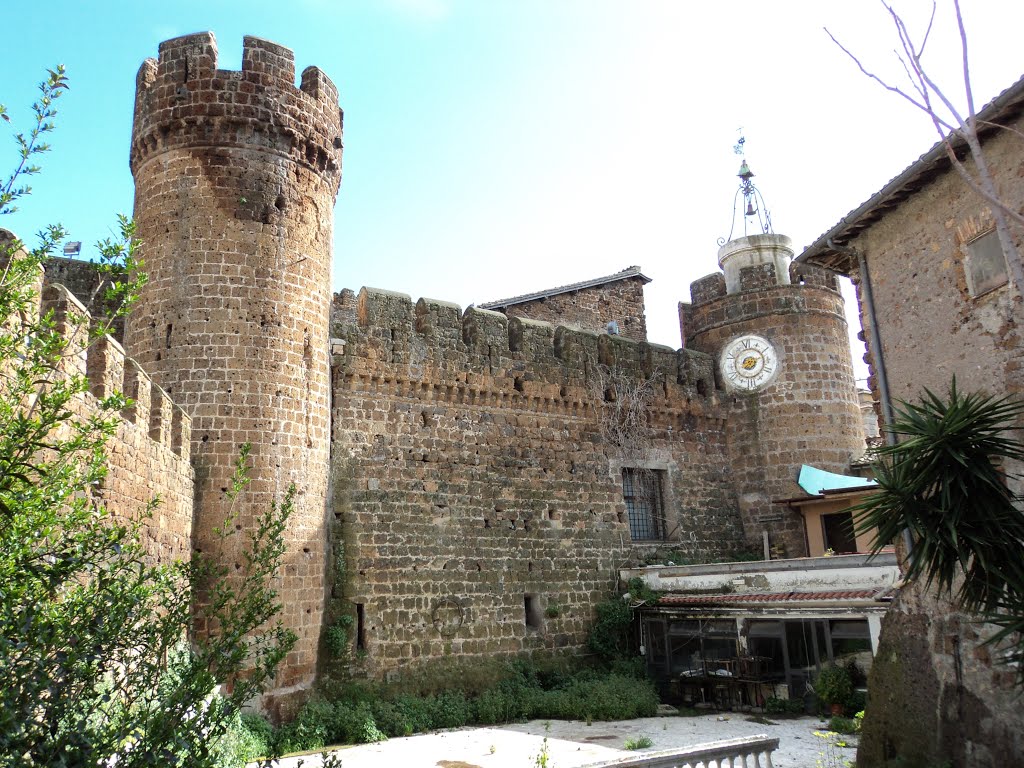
left=798, top=73, right=1024, bottom=274
left=479, top=266, right=651, bottom=309
left=658, top=589, right=881, bottom=606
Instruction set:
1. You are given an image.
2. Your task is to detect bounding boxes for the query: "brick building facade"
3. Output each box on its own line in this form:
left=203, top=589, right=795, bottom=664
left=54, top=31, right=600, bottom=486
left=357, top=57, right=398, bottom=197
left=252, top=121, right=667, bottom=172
left=480, top=266, right=650, bottom=342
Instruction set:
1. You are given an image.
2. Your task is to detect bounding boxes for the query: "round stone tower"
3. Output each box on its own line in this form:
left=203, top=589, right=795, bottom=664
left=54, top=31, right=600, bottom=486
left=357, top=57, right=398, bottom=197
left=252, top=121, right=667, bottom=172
left=126, top=33, right=343, bottom=706
left=682, top=232, right=865, bottom=557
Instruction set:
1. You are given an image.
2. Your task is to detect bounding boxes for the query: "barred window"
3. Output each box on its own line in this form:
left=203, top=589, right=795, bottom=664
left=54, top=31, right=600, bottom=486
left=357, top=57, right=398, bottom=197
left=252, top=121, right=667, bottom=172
left=622, top=468, right=665, bottom=541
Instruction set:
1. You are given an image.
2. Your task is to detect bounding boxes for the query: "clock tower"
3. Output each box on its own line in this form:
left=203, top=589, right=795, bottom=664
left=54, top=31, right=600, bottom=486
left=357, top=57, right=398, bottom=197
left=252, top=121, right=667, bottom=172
left=679, top=152, right=865, bottom=557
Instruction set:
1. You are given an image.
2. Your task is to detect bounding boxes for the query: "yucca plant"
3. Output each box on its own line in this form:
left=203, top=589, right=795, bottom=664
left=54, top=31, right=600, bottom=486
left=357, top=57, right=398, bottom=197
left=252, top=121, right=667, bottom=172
left=854, top=378, right=1024, bottom=682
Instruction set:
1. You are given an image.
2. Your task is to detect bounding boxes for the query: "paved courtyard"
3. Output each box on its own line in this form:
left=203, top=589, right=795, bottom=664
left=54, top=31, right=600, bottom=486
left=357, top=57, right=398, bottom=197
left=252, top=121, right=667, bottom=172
left=268, top=713, right=853, bottom=767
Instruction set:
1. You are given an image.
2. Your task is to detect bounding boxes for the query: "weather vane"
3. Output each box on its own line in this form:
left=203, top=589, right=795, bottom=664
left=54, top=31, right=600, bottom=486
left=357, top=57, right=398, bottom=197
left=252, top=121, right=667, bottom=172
left=719, top=130, right=773, bottom=245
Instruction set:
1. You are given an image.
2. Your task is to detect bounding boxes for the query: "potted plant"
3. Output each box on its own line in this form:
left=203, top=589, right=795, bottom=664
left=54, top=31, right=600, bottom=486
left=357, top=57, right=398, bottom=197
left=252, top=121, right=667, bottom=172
left=814, top=665, right=853, bottom=716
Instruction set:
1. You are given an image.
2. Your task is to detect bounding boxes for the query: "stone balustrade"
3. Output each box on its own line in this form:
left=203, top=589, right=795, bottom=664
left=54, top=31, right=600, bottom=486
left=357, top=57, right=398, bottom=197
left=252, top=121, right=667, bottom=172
left=581, top=734, right=779, bottom=768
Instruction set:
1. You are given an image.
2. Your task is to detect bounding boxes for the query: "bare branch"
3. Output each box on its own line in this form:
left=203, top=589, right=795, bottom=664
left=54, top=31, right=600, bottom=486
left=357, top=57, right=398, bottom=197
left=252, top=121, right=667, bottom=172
left=977, top=120, right=1024, bottom=142
left=824, top=27, right=934, bottom=116
left=828, top=0, right=1024, bottom=295
left=954, top=0, right=975, bottom=120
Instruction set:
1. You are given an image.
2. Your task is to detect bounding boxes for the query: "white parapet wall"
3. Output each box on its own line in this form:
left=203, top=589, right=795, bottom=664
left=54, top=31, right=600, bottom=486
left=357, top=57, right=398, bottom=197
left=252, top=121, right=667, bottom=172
left=621, top=553, right=900, bottom=596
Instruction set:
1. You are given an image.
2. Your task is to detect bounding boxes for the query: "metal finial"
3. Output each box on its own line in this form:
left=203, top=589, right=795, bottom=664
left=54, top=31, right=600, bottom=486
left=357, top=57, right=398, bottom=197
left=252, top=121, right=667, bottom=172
left=718, top=133, right=774, bottom=246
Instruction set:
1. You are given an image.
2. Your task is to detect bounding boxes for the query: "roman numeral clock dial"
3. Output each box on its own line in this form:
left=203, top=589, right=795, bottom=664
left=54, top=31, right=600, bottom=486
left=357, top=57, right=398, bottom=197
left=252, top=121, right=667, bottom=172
left=720, top=334, right=779, bottom=393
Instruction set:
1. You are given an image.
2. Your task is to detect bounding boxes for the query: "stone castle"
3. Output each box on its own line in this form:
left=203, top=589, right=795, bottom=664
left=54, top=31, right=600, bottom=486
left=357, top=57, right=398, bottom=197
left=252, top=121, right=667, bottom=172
left=29, top=33, right=869, bottom=712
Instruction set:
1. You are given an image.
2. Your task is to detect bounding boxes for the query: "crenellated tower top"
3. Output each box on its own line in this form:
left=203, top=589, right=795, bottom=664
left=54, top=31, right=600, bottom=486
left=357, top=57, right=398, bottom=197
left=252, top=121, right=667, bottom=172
left=130, top=32, right=342, bottom=190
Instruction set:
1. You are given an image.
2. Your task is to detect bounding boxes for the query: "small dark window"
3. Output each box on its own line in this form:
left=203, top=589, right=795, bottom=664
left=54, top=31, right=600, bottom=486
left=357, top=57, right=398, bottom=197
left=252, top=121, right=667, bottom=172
left=821, top=511, right=858, bottom=554
left=524, top=594, right=542, bottom=629
left=965, top=230, right=1007, bottom=296
left=622, top=468, right=665, bottom=541
left=356, top=603, right=366, bottom=651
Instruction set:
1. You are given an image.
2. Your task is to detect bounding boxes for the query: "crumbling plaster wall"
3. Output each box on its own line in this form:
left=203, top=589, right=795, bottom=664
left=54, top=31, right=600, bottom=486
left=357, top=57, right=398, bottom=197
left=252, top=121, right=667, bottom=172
left=325, top=287, right=745, bottom=678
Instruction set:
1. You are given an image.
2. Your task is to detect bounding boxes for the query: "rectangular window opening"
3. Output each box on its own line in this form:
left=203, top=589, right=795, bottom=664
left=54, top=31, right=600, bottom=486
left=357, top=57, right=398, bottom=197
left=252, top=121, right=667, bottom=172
left=622, top=468, right=665, bottom=541
left=355, top=602, right=366, bottom=651
left=524, top=594, right=542, bottom=630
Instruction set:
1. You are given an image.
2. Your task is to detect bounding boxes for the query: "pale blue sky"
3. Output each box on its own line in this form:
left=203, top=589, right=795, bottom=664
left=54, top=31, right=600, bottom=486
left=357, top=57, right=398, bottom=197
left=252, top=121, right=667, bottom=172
left=3, top=1, right=1023, bottom=374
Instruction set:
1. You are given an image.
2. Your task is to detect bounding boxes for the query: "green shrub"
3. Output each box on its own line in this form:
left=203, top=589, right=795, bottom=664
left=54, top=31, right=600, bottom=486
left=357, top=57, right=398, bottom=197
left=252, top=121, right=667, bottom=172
left=844, top=688, right=867, bottom=715
left=390, top=694, right=436, bottom=734
left=216, top=711, right=274, bottom=767
left=814, top=665, right=854, bottom=709
left=429, top=690, right=473, bottom=729
left=607, top=656, right=648, bottom=679
left=828, top=715, right=859, bottom=734
left=269, top=656, right=661, bottom=749
left=275, top=699, right=333, bottom=752
left=325, top=615, right=355, bottom=658
left=587, top=598, right=633, bottom=662
left=369, top=699, right=412, bottom=738
left=332, top=701, right=387, bottom=744
left=547, top=673, right=658, bottom=721
left=474, top=684, right=534, bottom=724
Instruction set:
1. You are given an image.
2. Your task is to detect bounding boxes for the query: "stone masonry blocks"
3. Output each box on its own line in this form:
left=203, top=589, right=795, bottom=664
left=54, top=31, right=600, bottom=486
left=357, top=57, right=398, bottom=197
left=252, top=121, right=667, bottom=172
left=125, top=33, right=343, bottom=704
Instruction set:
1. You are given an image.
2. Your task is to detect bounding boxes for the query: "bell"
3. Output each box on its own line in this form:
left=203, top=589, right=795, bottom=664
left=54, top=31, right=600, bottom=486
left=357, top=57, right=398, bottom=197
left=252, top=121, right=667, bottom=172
left=746, top=201, right=756, bottom=217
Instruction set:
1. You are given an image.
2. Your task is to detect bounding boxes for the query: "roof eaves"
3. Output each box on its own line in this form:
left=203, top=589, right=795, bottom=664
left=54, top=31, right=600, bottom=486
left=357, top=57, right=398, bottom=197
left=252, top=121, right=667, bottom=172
left=797, top=73, right=1024, bottom=274
left=479, top=266, right=652, bottom=309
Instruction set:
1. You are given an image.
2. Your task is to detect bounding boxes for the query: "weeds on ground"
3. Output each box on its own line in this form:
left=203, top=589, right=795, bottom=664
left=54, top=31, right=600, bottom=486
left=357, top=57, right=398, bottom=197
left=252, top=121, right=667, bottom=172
left=814, top=730, right=854, bottom=768
left=623, top=736, right=653, bottom=750
left=533, top=722, right=552, bottom=768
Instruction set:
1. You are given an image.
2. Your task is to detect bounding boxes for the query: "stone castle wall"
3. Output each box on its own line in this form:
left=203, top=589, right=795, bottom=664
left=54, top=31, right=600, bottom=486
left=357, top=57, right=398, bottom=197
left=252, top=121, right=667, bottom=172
left=40, top=282, right=194, bottom=561
left=106, top=32, right=873, bottom=698
left=43, top=259, right=126, bottom=342
left=494, top=277, right=649, bottom=342
left=326, top=287, right=745, bottom=676
left=124, top=33, right=343, bottom=703
left=682, top=260, right=864, bottom=556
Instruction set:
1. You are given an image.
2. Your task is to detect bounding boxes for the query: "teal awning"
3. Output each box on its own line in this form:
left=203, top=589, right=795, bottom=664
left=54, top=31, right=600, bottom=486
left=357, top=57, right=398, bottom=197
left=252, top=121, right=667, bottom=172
left=797, top=465, right=877, bottom=496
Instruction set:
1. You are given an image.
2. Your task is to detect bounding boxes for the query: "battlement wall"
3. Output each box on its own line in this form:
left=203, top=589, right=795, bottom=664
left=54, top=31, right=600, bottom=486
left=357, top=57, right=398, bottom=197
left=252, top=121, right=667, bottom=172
left=34, top=281, right=194, bottom=562
left=679, top=257, right=863, bottom=558
left=130, top=32, right=342, bottom=188
left=334, top=287, right=718, bottom=402
left=327, top=286, right=746, bottom=678
left=682, top=262, right=844, bottom=346
left=127, top=34, right=343, bottom=703
left=43, top=258, right=126, bottom=343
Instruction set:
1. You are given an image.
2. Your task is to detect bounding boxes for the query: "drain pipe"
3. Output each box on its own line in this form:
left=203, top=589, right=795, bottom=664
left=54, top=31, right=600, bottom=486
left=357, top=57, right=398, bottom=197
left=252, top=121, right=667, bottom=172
left=825, top=239, right=895, bottom=444
left=825, top=239, right=912, bottom=557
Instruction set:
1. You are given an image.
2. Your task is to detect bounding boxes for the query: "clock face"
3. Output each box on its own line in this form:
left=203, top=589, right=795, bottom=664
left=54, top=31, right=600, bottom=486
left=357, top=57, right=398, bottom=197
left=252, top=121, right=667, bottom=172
left=721, top=335, right=779, bottom=392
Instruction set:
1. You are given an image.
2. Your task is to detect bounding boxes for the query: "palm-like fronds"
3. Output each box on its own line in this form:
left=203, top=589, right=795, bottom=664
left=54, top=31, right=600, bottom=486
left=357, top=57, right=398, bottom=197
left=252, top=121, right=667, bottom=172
left=853, top=379, right=1024, bottom=684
